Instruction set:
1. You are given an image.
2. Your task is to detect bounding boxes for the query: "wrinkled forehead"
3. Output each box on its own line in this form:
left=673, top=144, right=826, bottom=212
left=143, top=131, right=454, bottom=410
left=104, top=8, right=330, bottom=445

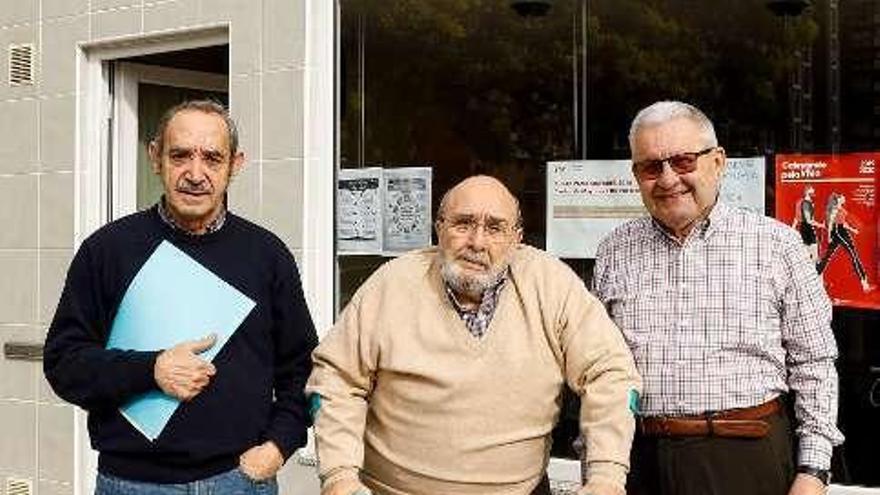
left=164, top=110, right=231, bottom=150
left=443, top=183, right=518, bottom=223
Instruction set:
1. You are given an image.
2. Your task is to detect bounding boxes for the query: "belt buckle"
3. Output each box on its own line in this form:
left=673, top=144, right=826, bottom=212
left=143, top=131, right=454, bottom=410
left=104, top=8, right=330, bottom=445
left=705, top=410, right=718, bottom=436
left=658, top=416, right=671, bottom=436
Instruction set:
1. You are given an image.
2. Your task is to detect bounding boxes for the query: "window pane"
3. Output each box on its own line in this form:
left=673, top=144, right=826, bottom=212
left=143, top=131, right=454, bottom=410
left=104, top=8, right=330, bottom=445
left=337, top=0, right=880, bottom=480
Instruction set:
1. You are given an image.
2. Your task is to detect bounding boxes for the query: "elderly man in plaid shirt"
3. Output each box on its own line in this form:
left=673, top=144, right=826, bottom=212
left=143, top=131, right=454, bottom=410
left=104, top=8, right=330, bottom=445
left=593, top=101, right=843, bottom=495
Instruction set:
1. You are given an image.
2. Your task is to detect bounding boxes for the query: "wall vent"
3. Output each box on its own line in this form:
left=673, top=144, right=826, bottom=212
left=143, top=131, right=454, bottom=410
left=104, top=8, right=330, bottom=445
left=5, top=477, right=32, bottom=495
left=8, top=43, right=35, bottom=86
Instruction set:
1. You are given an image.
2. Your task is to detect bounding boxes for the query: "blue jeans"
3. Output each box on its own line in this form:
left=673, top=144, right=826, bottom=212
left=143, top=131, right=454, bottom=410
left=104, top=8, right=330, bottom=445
left=95, top=468, right=278, bottom=495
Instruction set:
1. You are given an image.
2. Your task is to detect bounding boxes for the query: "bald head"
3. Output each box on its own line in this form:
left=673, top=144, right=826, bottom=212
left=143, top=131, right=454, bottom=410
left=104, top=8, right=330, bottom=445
left=438, top=175, right=521, bottom=227
left=436, top=175, right=523, bottom=305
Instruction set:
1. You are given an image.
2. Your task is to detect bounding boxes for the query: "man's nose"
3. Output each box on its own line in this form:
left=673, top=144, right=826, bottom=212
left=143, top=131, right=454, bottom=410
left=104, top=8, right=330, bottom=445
left=183, top=157, right=209, bottom=182
left=654, top=161, right=679, bottom=186
left=467, top=225, right=489, bottom=249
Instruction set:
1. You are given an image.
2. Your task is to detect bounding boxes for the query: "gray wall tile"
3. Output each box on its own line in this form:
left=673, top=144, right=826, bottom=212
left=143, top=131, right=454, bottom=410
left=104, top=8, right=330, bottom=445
left=0, top=175, right=39, bottom=249
left=230, top=74, right=261, bottom=161
left=39, top=96, right=76, bottom=172
left=261, top=70, right=304, bottom=161
left=38, top=404, right=74, bottom=483
left=229, top=164, right=260, bottom=223
left=0, top=251, right=37, bottom=324
left=0, top=99, right=39, bottom=175
left=144, top=0, right=200, bottom=33
left=214, top=0, right=263, bottom=75
left=38, top=480, right=75, bottom=495
left=91, top=6, right=142, bottom=40
left=262, top=0, right=305, bottom=71
left=261, top=159, right=303, bottom=250
left=39, top=173, right=75, bottom=250
left=0, top=0, right=36, bottom=28
left=91, top=0, right=142, bottom=12
left=0, top=401, right=37, bottom=477
left=40, top=16, right=89, bottom=96
left=42, top=0, right=89, bottom=21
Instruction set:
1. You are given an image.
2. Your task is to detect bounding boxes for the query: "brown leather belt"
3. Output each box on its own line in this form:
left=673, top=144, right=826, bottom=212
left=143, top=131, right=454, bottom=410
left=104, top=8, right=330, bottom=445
left=639, top=397, right=782, bottom=439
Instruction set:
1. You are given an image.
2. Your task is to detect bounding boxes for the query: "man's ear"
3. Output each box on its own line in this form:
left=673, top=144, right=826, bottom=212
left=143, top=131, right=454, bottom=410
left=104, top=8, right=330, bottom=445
left=230, top=151, right=245, bottom=177
left=713, top=146, right=727, bottom=178
left=148, top=141, right=161, bottom=175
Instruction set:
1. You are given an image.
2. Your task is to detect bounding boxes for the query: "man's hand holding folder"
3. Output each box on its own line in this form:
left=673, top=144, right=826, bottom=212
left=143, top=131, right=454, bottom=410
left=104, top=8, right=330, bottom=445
left=154, top=333, right=217, bottom=401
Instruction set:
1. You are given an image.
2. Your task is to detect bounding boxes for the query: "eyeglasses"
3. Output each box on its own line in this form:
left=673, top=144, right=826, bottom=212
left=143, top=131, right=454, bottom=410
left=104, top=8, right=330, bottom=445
left=440, top=215, right=519, bottom=241
left=632, top=147, right=717, bottom=180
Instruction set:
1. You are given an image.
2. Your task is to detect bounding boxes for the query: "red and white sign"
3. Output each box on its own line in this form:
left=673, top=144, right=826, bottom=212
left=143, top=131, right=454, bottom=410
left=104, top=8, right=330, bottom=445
left=776, top=153, right=879, bottom=309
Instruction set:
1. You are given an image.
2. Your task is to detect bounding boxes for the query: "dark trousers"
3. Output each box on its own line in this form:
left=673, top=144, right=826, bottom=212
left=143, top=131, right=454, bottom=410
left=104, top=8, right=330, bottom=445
left=628, top=407, right=795, bottom=495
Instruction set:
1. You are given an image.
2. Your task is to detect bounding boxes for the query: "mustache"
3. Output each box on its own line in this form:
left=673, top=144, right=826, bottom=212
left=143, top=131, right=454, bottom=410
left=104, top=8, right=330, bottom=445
left=457, top=250, right=489, bottom=267
left=175, top=181, right=212, bottom=194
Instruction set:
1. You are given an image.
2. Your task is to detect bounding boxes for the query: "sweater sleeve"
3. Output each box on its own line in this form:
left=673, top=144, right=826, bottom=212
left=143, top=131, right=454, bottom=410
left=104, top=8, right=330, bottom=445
left=43, top=241, right=160, bottom=411
left=264, top=252, right=319, bottom=460
left=558, top=273, right=642, bottom=490
left=305, top=292, right=377, bottom=485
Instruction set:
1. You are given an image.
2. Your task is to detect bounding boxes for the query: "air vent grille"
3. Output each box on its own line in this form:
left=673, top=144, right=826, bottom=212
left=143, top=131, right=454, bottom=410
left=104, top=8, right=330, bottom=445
left=5, top=477, right=32, bottom=495
left=8, top=43, right=35, bottom=86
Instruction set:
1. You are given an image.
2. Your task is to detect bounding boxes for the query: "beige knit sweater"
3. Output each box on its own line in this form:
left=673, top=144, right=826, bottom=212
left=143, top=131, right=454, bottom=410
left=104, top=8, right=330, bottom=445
left=307, top=245, right=641, bottom=494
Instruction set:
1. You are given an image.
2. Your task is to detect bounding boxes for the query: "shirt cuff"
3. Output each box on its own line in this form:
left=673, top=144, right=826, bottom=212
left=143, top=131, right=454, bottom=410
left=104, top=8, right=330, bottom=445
left=584, top=461, right=627, bottom=491
left=798, top=434, right=833, bottom=470
left=320, top=466, right=360, bottom=488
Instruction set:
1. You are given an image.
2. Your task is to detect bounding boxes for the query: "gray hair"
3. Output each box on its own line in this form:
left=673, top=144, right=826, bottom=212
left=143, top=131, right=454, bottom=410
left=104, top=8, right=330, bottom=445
left=628, top=101, right=718, bottom=150
left=151, top=99, right=240, bottom=157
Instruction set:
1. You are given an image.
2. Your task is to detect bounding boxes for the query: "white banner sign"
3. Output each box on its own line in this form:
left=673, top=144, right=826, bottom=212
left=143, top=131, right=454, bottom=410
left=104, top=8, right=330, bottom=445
left=546, top=157, right=766, bottom=258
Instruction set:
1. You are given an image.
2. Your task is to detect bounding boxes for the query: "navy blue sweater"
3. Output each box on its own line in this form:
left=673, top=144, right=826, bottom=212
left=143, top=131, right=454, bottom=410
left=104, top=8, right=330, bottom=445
left=44, top=207, right=318, bottom=483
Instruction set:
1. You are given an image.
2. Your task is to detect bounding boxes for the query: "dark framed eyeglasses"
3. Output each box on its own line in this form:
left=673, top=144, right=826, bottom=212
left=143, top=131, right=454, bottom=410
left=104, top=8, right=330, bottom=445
left=439, top=215, right=519, bottom=242
left=632, top=147, right=717, bottom=180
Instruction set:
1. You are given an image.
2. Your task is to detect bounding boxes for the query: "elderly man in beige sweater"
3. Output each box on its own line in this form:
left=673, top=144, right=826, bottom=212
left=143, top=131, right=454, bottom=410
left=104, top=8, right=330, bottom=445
left=307, top=175, right=641, bottom=495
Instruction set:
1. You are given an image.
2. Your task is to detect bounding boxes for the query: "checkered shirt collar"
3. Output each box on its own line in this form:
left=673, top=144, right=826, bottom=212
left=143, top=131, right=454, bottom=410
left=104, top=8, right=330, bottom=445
left=445, top=273, right=508, bottom=339
left=157, top=196, right=227, bottom=236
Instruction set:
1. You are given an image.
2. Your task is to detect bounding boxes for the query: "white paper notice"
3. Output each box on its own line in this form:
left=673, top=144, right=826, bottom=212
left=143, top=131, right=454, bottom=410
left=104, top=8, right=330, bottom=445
left=337, top=168, right=383, bottom=253
left=720, top=157, right=766, bottom=215
left=382, top=167, right=432, bottom=252
left=546, top=160, right=645, bottom=258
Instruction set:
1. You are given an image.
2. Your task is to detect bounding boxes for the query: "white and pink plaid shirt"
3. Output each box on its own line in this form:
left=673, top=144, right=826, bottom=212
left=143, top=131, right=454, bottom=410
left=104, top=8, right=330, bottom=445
left=593, top=201, right=843, bottom=469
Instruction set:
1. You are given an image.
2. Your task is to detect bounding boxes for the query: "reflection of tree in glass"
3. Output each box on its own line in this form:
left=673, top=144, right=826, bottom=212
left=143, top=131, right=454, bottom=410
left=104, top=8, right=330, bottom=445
left=586, top=0, right=818, bottom=156
left=341, top=0, right=818, bottom=169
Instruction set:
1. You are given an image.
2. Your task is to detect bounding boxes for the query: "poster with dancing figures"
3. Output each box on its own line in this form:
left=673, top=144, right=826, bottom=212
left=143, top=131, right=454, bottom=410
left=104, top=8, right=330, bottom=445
left=776, top=153, right=879, bottom=309
left=382, top=167, right=432, bottom=252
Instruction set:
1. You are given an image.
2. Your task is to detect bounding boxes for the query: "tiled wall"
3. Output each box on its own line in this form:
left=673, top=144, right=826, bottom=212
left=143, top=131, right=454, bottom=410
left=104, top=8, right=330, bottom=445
left=0, top=0, right=322, bottom=493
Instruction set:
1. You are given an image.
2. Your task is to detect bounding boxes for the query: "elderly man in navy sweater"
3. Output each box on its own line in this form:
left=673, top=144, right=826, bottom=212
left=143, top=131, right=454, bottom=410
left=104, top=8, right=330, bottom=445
left=44, top=100, right=318, bottom=494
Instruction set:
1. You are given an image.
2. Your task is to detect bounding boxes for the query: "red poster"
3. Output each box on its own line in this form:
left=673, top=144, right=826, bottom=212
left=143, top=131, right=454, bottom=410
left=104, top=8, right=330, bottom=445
left=776, top=153, right=879, bottom=309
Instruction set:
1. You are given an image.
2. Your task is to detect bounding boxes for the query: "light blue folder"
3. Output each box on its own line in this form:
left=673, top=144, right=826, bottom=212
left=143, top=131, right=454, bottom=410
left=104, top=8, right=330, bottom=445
left=106, top=240, right=256, bottom=441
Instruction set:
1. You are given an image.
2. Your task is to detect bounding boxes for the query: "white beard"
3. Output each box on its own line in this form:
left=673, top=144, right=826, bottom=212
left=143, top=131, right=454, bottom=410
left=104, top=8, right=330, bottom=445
left=440, top=250, right=509, bottom=300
